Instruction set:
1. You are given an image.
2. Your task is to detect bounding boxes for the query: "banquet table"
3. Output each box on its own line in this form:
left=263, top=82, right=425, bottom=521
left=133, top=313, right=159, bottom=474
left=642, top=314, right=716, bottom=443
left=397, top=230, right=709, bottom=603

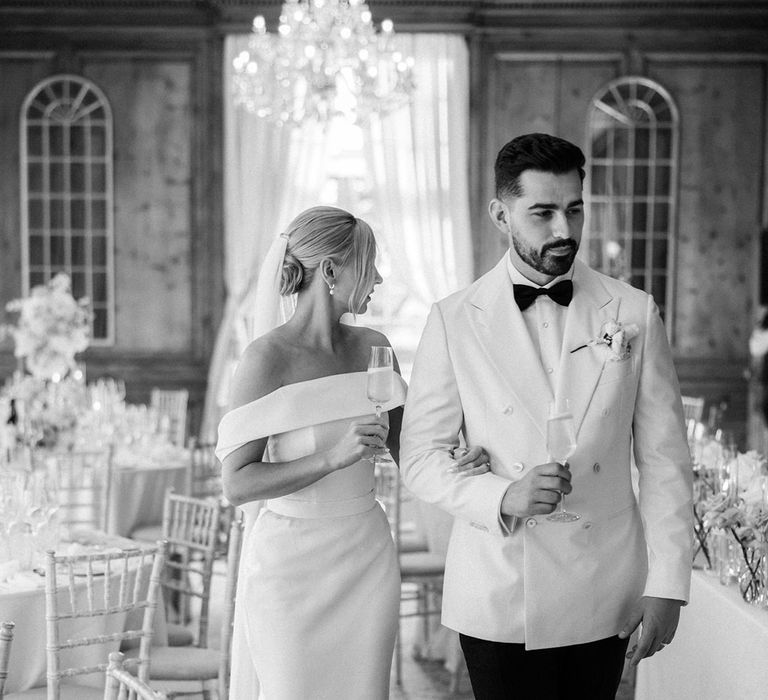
left=634, top=569, right=768, bottom=700
left=0, top=531, right=168, bottom=694
left=108, top=448, right=190, bottom=537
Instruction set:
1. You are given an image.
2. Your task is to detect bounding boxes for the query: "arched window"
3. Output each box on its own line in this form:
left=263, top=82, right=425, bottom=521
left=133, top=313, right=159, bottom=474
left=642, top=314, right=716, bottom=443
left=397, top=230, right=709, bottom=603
left=586, top=77, right=679, bottom=323
left=20, top=74, right=114, bottom=344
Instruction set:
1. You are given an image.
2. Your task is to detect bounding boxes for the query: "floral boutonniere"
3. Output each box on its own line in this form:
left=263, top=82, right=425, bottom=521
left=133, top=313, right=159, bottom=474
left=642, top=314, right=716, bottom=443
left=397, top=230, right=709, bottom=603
left=570, top=300, right=639, bottom=361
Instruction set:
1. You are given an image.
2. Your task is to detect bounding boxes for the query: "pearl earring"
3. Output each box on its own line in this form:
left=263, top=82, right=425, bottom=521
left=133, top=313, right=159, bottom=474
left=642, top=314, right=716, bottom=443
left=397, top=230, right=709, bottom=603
left=329, top=283, right=335, bottom=296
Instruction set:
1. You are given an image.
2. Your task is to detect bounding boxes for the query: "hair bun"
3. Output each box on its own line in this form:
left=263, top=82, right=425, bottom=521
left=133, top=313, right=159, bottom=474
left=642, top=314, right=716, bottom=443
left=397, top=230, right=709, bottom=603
left=280, top=253, right=304, bottom=295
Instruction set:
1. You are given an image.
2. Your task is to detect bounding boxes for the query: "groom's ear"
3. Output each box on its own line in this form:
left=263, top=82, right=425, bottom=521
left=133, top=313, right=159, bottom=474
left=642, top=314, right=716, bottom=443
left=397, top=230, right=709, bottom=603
left=488, top=198, right=509, bottom=234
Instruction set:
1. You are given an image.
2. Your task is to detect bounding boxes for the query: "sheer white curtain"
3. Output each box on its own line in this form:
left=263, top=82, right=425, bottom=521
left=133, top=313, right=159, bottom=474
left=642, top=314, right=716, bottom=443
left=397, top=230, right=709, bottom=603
left=363, top=33, right=472, bottom=672
left=363, top=33, right=474, bottom=306
left=201, top=35, right=331, bottom=439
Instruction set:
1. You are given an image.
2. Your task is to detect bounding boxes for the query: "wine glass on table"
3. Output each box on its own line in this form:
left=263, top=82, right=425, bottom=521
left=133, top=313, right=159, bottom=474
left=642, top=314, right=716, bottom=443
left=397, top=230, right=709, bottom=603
left=366, top=346, right=394, bottom=464
left=546, top=398, right=580, bottom=523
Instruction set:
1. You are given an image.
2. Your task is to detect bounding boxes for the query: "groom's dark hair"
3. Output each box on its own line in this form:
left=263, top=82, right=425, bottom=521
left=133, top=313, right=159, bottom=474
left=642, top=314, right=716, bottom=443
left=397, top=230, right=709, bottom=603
left=495, top=133, right=585, bottom=199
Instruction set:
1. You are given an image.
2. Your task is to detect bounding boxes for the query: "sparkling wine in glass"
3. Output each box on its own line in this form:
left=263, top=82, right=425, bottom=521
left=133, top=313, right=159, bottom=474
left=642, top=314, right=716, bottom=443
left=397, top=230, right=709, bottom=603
left=366, top=346, right=394, bottom=462
left=546, top=398, right=580, bottom=522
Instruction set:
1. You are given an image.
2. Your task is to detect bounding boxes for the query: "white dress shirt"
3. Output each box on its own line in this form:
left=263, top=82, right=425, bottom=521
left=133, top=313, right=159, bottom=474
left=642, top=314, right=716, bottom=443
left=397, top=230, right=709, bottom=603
left=506, top=255, right=573, bottom=396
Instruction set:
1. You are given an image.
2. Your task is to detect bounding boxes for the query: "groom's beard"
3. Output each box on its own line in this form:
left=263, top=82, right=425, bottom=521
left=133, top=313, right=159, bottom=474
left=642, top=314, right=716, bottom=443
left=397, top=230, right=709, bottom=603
left=511, top=234, right=578, bottom=277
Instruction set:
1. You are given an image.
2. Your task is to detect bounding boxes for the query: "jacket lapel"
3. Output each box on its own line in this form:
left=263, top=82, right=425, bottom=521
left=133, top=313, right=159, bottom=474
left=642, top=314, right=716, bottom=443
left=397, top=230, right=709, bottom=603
left=555, top=260, right=615, bottom=438
left=466, top=258, right=552, bottom=439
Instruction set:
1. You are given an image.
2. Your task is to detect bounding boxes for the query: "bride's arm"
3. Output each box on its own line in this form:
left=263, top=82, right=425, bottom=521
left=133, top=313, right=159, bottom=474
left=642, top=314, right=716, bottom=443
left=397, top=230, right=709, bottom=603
left=221, top=340, right=388, bottom=506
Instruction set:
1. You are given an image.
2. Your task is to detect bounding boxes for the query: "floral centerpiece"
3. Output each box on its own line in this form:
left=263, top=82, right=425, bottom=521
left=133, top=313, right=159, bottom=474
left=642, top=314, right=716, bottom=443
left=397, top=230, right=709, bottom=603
left=1, top=274, right=91, bottom=448
left=696, top=450, right=768, bottom=604
left=2, top=273, right=91, bottom=380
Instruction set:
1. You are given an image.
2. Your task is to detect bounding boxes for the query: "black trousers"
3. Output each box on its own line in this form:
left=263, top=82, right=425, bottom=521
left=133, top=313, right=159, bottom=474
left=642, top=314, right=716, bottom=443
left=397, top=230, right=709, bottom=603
left=459, top=633, right=630, bottom=700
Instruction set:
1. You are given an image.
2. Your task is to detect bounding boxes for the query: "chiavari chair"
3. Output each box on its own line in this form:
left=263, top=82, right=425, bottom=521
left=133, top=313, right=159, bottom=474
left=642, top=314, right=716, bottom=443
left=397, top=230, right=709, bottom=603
left=34, top=447, right=114, bottom=534
left=103, top=652, right=167, bottom=700
left=149, top=390, right=189, bottom=448
left=682, top=395, right=705, bottom=426
left=123, top=514, right=244, bottom=699
left=0, top=621, right=14, bottom=700
left=5, top=544, right=164, bottom=700
left=374, top=460, right=451, bottom=689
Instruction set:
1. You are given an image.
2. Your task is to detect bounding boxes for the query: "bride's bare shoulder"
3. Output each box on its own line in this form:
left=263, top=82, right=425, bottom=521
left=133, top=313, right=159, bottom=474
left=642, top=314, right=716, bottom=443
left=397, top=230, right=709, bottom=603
left=229, top=332, right=292, bottom=410
left=347, top=324, right=392, bottom=349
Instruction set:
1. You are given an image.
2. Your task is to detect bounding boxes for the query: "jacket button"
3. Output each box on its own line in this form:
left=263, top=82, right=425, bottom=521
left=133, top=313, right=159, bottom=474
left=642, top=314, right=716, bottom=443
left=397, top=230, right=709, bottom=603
left=602, top=408, right=610, bottom=417
left=525, top=518, right=537, bottom=528
left=513, top=462, right=524, bottom=472
left=593, top=462, right=601, bottom=473
left=503, top=405, right=514, bottom=415
left=583, top=521, right=593, bottom=529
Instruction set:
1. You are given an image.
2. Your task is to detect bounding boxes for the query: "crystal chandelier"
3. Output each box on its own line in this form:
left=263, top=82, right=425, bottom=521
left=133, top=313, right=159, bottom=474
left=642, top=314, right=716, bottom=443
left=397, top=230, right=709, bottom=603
left=232, top=0, right=415, bottom=126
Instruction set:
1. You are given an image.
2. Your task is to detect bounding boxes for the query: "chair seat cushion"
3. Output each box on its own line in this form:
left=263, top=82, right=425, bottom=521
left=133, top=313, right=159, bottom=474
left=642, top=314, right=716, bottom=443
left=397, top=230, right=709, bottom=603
left=120, top=623, right=193, bottom=650
left=124, top=645, right=219, bottom=681
left=400, top=551, right=445, bottom=577
left=167, top=623, right=195, bottom=646
left=399, top=530, right=429, bottom=553
left=6, top=683, right=105, bottom=699
left=129, top=523, right=163, bottom=543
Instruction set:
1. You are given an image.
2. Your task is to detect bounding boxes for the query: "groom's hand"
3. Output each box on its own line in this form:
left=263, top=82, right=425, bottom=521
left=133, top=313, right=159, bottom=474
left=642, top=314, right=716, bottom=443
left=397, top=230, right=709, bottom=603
left=500, top=462, right=572, bottom=518
left=619, top=596, right=683, bottom=667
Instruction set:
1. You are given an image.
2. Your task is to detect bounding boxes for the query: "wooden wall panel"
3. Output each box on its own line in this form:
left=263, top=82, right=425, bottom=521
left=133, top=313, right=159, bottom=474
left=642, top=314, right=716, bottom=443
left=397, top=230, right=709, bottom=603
left=0, top=56, right=56, bottom=338
left=646, top=61, right=766, bottom=358
left=474, top=54, right=622, bottom=275
left=83, top=59, right=193, bottom=352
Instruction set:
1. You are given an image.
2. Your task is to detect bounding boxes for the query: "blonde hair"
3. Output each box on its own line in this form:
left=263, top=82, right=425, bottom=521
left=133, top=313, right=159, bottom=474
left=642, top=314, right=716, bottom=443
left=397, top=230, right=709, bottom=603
left=280, top=206, right=377, bottom=314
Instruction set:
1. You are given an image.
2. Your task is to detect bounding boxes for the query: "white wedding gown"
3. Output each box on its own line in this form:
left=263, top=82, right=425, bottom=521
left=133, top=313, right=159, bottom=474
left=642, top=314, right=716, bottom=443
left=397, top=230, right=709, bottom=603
left=216, top=372, right=407, bottom=700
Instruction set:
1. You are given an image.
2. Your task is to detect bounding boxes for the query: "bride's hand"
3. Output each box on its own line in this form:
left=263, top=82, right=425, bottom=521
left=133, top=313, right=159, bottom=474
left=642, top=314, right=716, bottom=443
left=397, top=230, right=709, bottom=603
left=447, top=446, right=491, bottom=477
left=325, top=419, right=389, bottom=471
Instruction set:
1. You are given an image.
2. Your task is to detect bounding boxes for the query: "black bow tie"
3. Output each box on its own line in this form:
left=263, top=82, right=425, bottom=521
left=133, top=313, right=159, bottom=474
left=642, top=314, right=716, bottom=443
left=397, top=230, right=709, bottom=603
left=513, top=279, right=573, bottom=311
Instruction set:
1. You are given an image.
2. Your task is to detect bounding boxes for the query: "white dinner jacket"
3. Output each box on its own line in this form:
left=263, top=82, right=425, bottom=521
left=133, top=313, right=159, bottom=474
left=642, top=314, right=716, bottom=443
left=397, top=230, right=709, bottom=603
left=400, top=256, right=693, bottom=649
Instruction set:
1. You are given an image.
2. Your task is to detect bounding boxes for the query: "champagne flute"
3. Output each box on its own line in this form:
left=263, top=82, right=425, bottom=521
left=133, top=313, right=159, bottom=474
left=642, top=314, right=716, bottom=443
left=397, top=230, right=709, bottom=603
left=366, top=346, right=394, bottom=462
left=546, top=398, right=580, bottom=522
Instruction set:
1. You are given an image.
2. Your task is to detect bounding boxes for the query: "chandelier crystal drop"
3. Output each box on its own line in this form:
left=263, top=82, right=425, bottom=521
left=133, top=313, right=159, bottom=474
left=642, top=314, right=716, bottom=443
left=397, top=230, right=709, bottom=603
left=232, top=0, right=415, bottom=125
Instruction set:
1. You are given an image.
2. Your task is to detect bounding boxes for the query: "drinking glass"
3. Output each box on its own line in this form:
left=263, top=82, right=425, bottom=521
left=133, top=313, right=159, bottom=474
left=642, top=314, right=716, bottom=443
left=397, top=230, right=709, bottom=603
left=366, top=346, right=394, bottom=463
left=546, top=398, right=580, bottom=522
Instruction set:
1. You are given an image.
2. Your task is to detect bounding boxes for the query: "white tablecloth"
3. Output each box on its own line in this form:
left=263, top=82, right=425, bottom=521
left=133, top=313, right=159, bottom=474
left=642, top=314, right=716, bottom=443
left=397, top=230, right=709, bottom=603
left=0, top=534, right=168, bottom=694
left=635, top=569, right=768, bottom=700
left=109, top=460, right=188, bottom=536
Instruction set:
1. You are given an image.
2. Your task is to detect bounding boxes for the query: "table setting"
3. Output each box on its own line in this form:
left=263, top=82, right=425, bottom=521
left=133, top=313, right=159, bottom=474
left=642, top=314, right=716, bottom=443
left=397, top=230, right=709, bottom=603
left=0, top=525, right=169, bottom=694
left=635, top=421, right=768, bottom=700
left=0, top=275, right=180, bottom=693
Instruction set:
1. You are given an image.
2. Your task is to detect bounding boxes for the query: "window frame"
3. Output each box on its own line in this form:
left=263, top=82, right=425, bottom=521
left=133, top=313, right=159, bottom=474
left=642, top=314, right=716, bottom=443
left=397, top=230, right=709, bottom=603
left=585, top=75, right=680, bottom=338
left=19, top=73, right=115, bottom=346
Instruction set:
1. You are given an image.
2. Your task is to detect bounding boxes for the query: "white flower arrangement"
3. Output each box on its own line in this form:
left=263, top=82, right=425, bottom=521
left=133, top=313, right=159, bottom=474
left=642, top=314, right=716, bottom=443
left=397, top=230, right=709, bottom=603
left=570, top=306, right=640, bottom=361
left=592, top=319, right=640, bottom=360
left=749, top=323, right=768, bottom=359
left=2, top=273, right=92, bottom=380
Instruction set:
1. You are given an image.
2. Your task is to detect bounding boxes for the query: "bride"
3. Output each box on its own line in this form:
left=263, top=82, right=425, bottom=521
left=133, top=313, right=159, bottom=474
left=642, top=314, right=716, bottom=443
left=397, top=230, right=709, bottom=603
left=216, top=206, right=488, bottom=699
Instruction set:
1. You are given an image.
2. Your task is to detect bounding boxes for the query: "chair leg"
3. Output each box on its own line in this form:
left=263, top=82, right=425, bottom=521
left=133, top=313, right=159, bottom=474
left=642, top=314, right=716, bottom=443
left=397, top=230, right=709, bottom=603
left=449, top=659, right=464, bottom=695
left=419, top=584, right=430, bottom=654
left=395, top=622, right=403, bottom=687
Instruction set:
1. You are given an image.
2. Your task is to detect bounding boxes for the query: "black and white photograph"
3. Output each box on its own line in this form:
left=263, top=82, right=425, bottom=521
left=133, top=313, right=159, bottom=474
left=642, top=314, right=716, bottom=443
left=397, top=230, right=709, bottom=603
left=0, top=1, right=767, bottom=698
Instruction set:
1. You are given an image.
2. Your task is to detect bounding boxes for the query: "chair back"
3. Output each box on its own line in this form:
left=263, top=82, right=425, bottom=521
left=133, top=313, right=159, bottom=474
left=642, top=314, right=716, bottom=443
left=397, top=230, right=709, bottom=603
left=160, top=492, right=221, bottom=647
left=187, top=438, right=223, bottom=501
left=374, top=458, right=402, bottom=552
left=45, top=543, right=164, bottom=697
left=682, top=395, right=705, bottom=425
left=218, top=512, right=245, bottom=700
left=0, top=621, right=14, bottom=700
left=35, top=447, right=114, bottom=533
left=104, top=651, right=167, bottom=700
left=150, top=389, right=189, bottom=447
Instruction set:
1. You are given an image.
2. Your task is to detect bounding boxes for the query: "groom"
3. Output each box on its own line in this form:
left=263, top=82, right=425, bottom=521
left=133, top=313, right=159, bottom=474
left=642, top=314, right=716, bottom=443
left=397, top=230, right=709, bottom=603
left=400, top=133, right=693, bottom=699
